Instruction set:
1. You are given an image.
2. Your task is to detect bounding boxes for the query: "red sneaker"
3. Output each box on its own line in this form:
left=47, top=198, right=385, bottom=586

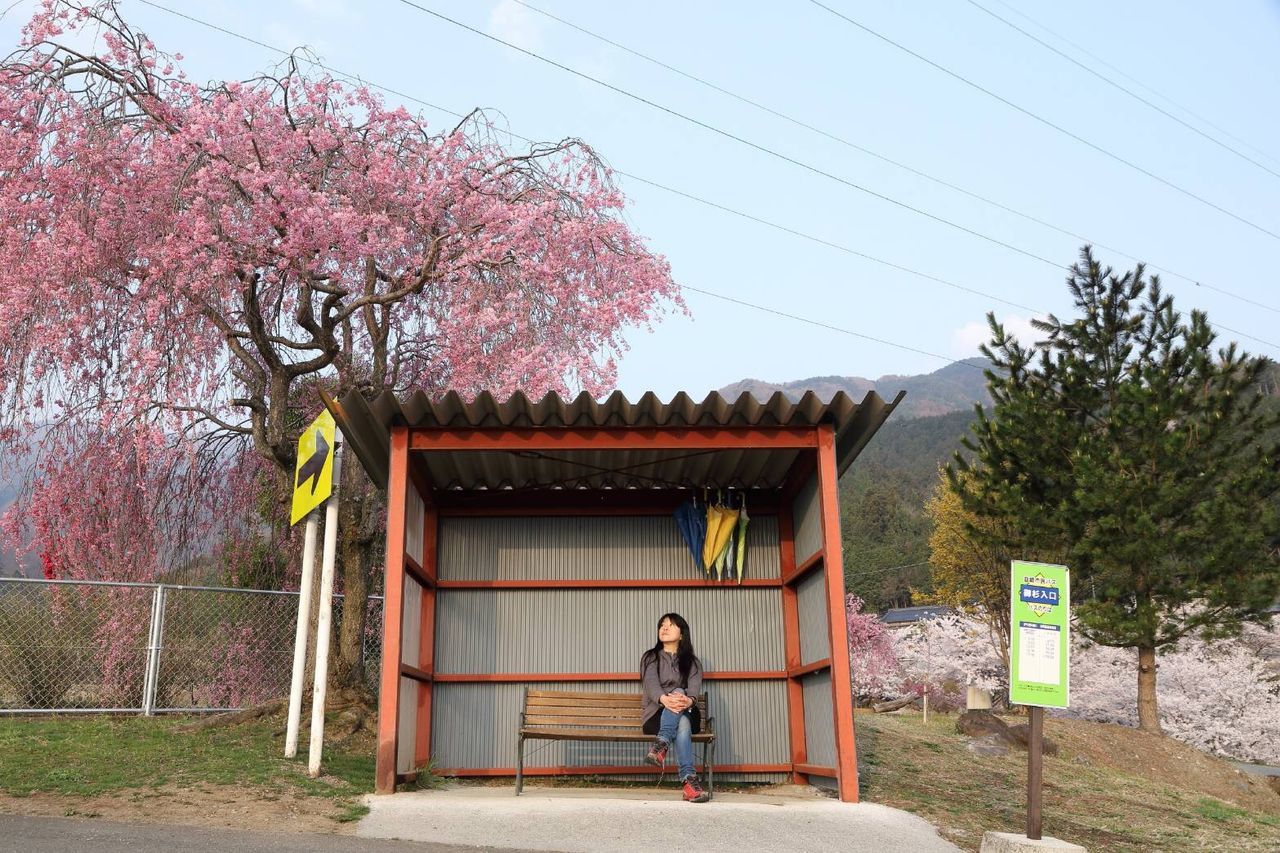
left=645, top=740, right=668, bottom=768
left=681, top=775, right=710, bottom=803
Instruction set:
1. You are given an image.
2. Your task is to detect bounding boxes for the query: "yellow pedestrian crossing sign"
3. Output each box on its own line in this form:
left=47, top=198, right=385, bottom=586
left=291, top=410, right=337, bottom=525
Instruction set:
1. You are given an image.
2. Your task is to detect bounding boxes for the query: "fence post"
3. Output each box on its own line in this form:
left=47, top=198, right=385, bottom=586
left=141, top=584, right=164, bottom=716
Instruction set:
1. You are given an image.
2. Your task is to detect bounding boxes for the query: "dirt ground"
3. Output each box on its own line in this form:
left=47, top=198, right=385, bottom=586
left=0, top=782, right=357, bottom=835
left=1046, top=717, right=1280, bottom=815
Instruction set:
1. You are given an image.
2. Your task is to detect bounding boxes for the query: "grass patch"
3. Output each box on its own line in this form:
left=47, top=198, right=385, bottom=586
left=0, top=711, right=375, bottom=823
left=856, top=710, right=1280, bottom=853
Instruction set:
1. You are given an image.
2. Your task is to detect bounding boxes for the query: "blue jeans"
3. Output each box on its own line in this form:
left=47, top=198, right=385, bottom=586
left=657, top=707, right=695, bottom=780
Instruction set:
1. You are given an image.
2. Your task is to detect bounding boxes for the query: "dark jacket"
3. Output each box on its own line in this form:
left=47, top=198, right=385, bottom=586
left=640, top=649, right=702, bottom=735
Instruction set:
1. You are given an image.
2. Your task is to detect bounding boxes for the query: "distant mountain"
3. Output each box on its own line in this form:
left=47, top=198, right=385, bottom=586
left=719, top=357, right=990, bottom=419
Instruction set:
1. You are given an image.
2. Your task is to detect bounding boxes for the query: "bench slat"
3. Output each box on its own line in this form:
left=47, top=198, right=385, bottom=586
left=526, top=695, right=705, bottom=709
left=519, top=712, right=645, bottom=722
left=519, top=727, right=715, bottom=742
left=525, top=703, right=644, bottom=715
left=525, top=690, right=640, bottom=702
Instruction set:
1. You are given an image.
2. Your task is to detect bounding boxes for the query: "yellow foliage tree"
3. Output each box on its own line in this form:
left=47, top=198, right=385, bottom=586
left=919, top=468, right=1013, bottom=667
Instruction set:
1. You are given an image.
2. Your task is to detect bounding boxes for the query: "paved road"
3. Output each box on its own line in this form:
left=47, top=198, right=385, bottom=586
left=0, top=815, right=540, bottom=853
left=1233, top=762, right=1280, bottom=777
left=358, top=786, right=962, bottom=853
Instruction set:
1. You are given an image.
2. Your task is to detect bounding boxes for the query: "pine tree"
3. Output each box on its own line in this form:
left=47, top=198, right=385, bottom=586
left=952, top=247, right=1280, bottom=733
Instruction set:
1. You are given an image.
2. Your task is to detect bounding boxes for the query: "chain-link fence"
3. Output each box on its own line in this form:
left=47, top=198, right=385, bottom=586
left=0, top=577, right=384, bottom=714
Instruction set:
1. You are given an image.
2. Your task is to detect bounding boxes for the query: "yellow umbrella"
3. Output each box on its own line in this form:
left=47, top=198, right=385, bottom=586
left=702, top=503, right=727, bottom=574
left=709, top=505, right=739, bottom=581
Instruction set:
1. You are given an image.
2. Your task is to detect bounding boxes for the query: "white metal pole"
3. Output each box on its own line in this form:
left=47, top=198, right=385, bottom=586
left=285, top=514, right=321, bottom=757
left=141, top=584, right=163, bottom=716
left=308, top=445, right=342, bottom=778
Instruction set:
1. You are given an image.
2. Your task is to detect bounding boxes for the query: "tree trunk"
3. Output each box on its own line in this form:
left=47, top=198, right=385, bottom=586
left=1136, top=645, right=1162, bottom=733
left=331, top=461, right=376, bottom=691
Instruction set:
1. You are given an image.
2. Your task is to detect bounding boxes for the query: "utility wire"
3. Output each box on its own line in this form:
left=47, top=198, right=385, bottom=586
left=391, top=0, right=1062, bottom=269
left=963, top=0, right=1280, bottom=182
left=805, top=0, right=1280, bottom=243
left=509, top=0, right=1278, bottom=317
left=985, top=0, right=1280, bottom=171
left=133, top=1, right=1280, bottom=356
left=132, top=0, right=992, bottom=371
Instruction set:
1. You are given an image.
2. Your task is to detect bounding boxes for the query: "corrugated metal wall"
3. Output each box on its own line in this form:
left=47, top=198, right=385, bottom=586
left=792, top=475, right=822, bottom=564
left=796, top=569, right=829, bottom=665
left=434, top=589, right=784, bottom=673
left=438, top=516, right=780, bottom=581
left=405, top=484, right=425, bottom=567
left=431, top=515, right=789, bottom=780
left=397, top=677, right=418, bottom=774
left=432, top=680, right=787, bottom=779
left=396, top=479, right=426, bottom=775
left=802, top=671, right=835, bottom=767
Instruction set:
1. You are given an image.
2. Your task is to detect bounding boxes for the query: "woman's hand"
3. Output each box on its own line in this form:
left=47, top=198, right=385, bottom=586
left=661, top=693, right=694, bottom=712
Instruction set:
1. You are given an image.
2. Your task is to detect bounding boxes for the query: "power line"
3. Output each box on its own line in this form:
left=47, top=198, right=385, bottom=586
left=391, top=0, right=1063, bottom=268
left=984, top=0, right=1280, bottom=171
left=132, top=1, right=1035, bottom=316
left=131, top=0, right=991, bottom=372
left=963, top=0, right=1280, bottom=182
left=508, top=0, right=1280, bottom=317
left=804, top=0, right=1280, bottom=244
left=133, top=1, right=1280, bottom=356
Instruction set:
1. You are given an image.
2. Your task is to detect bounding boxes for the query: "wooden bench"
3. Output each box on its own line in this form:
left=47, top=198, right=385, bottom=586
left=516, top=688, right=716, bottom=795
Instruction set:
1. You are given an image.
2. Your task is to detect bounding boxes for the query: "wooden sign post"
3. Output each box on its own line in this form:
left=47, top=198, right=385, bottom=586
left=1009, top=561, right=1070, bottom=842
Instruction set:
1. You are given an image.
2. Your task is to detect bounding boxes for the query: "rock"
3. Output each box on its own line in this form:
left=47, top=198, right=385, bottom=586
left=1268, top=776, right=1280, bottom=797
left=1007, top=723, right=1060, bottom=757
left=967, top=733, right=1012, bottom=757
left=956, top=710, right=1059, bottom=756
left=957, top=710, right=1007, bottom=738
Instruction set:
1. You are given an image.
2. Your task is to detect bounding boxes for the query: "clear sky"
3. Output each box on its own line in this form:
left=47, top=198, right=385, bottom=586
left=5, top=0, right=1279, bottom=399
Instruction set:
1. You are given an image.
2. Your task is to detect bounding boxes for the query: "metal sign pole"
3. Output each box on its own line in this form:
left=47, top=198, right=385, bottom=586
left=284, top=513, right=321, bottom=757
left=308, top=445, right=342, bottom=778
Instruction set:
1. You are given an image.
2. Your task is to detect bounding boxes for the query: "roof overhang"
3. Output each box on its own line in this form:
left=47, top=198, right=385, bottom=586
left=323, top=388, right=905, bottom=493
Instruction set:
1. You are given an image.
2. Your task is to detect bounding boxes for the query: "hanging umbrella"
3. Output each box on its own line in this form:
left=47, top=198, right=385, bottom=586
left=724, top=521, right=737, bottom=582
left=673, top=499, right=706, bottom=573
left=703, top=501, right=727, bottom=574
left=734, top=496, right=750, bottom=584
left=708, top=499, right=739, bottom=581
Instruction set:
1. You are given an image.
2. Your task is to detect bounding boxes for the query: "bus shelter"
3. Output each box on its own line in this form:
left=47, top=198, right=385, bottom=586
left=326, top=388, right=903, bottom=803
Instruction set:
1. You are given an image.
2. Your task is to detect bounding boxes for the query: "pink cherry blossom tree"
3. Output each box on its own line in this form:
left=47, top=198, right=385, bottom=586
left=0, top=0, right=678, bottom=687
left=846, top=594, right=901, bottom=704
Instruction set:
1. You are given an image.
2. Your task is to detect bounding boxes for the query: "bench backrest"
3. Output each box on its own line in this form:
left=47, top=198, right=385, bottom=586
left=522, top=689, right=709, bottom=733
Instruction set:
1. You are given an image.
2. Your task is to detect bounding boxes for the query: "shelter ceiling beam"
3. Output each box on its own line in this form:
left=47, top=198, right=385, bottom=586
left=432, top=488, right=782, bottom=515
left=409, top=426, right=820, bottom=452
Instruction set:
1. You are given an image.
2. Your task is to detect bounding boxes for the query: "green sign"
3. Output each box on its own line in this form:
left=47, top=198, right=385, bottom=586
left=1009, top=561, right=1070, bottom=708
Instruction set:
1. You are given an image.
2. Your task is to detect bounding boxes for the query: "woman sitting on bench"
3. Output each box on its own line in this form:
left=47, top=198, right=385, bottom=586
left=640, top=612, right=711, bottom=803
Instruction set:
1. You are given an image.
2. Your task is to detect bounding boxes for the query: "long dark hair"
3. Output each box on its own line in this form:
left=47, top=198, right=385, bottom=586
left=641, top=612, right=699, bottom=687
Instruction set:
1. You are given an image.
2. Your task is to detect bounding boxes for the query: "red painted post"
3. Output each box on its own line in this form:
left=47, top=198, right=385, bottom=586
left=375, top=426, right=409, bottom=794
left=815, top=424, right=860, bottom=802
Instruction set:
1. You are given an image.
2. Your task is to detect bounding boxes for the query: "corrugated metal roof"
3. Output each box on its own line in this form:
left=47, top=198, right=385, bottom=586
left=881, top=605, right=954, bottom=624
left=325, top=388, right=903, bottom=491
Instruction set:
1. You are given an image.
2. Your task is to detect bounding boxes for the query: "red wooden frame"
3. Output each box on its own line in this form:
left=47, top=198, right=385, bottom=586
left=816, top=424, right=859, bottom=802
left=430, top=671, right=786, bottom=683
left=434, top=763, right=790, bottom=777
left=436, top=578, right=782, bottom=589
left=375, top=426, right=410, bottom=795
left=410, top=426, right=818, bottom=452
left=373, top=423, right=863, bottom=802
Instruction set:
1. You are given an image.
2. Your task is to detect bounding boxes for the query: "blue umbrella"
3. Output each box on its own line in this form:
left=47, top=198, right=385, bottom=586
left=673, top=498, right=706, bottom=572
